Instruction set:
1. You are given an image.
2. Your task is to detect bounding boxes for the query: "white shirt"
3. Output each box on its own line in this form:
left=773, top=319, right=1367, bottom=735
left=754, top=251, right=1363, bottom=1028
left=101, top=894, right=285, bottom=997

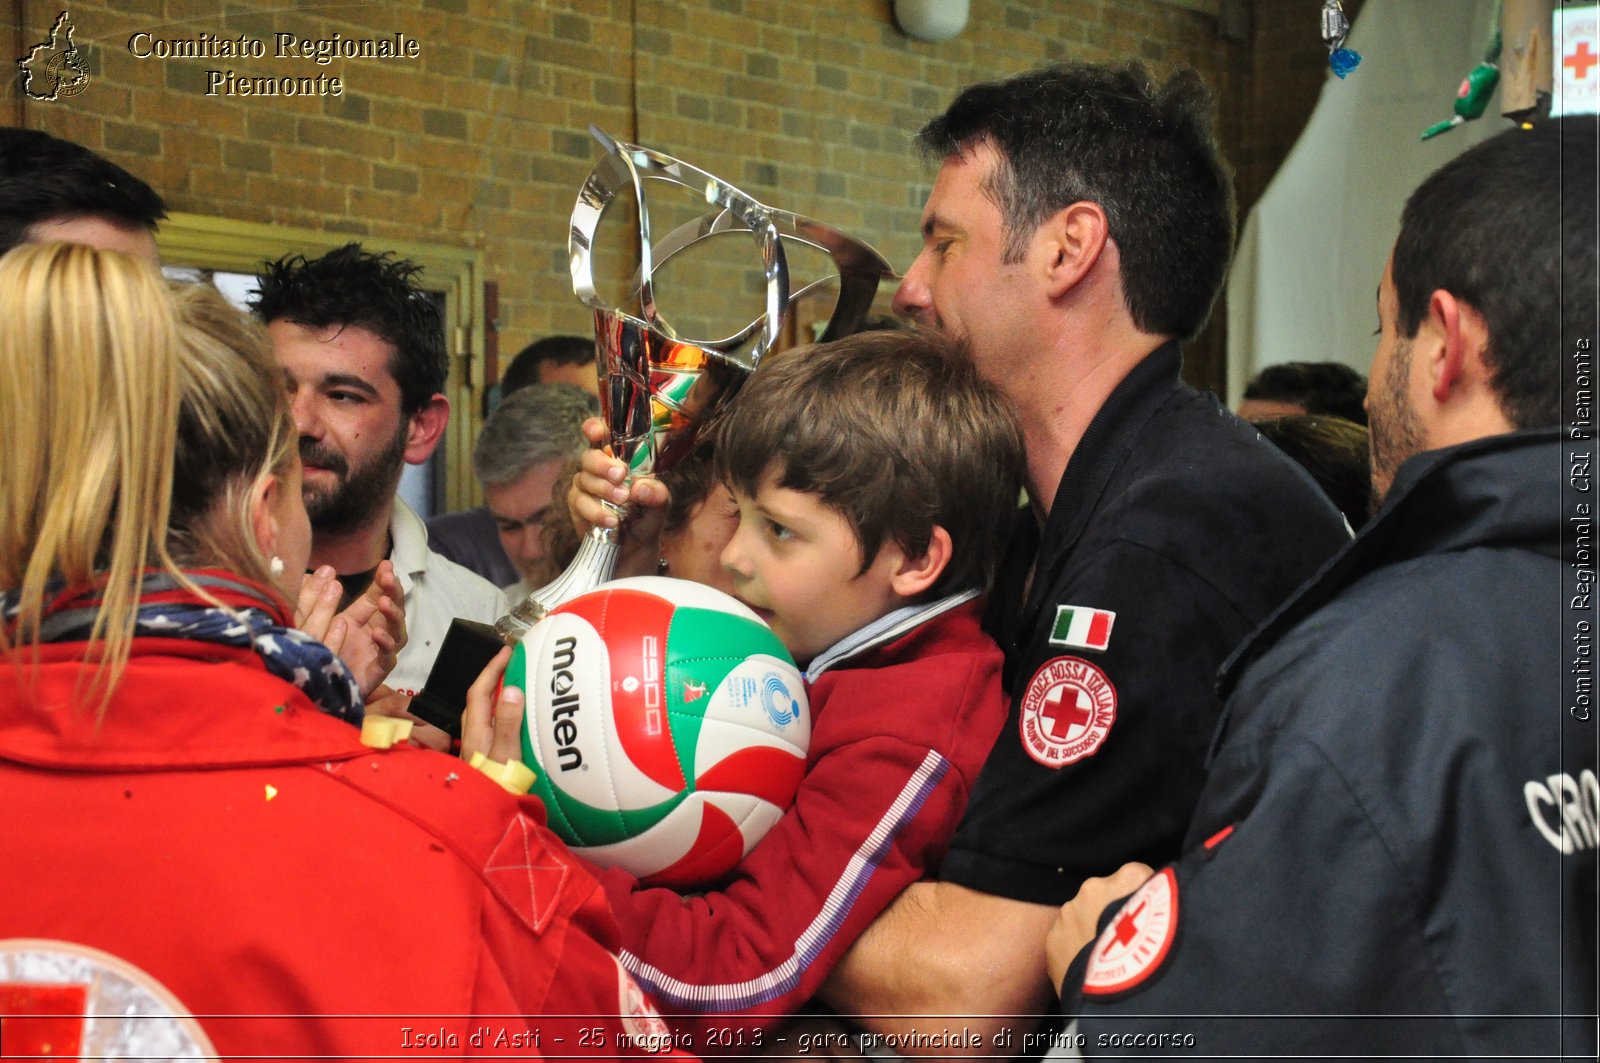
left=385, top=498, right=509, bottom=695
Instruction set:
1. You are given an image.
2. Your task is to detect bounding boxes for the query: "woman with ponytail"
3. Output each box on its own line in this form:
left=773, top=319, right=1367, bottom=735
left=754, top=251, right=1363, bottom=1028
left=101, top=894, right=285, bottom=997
left=0, top=244, right=681, bottom=1060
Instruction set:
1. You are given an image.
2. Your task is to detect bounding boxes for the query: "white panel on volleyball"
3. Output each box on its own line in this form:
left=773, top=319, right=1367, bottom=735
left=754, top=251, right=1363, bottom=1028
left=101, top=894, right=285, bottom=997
left=577, top=791, right=781, bottom=879
left=522, top=611, right=680, bottom=810
left=693, top=655, right=810, bottom=768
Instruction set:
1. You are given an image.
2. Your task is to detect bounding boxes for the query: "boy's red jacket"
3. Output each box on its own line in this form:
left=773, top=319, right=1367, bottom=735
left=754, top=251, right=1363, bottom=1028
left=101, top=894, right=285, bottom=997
left=600, top=596, right=1006, bottom=1050
left=0, top=637, right=690, bottom=1061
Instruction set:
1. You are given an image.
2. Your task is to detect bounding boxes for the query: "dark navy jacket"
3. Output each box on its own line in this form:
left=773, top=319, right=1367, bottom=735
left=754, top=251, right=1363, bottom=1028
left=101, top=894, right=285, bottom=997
left=1066, top=429, right=1597, bottom=1060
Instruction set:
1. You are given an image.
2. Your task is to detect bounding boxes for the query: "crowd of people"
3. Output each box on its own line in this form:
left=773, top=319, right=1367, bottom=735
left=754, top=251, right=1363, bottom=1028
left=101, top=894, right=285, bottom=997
left=0, top=55, right=1593, bottom=1062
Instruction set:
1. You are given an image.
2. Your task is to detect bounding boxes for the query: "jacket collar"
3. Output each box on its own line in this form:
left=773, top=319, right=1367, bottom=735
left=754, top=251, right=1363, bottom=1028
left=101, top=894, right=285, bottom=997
left=805, top=590, right=979, bottom=681
left=1018, top=341, right=1185, bottom=632
left=0, top=637, right=370, bottom=772
left=1214, top=427, right=1566, bottom=711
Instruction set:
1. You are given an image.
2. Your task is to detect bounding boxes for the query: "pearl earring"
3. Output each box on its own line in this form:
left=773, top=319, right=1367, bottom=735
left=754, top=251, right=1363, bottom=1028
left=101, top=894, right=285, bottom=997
left=269, top=555, right=285, bottom=576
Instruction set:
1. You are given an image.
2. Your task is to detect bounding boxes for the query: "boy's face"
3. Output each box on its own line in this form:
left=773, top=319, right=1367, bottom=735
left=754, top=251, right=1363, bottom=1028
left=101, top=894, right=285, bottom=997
left=720, top=470, right=908, bottom=669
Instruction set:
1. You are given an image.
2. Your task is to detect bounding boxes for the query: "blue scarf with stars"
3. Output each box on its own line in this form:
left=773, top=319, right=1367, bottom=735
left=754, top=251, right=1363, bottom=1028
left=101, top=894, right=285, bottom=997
left=2, top=570, right=363, bottom=724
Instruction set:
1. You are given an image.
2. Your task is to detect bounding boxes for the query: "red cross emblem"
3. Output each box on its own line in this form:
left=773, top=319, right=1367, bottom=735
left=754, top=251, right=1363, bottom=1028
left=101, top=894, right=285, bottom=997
left=0, top=941, right=216, bottom=1056
left=1103, top=900, right=1147, bottom=956
left=0, top=982, right=89, bottom=1056
left=1083, top=868, right=1179, bottom=997
left=1039, top=683, right=1094, bottom=740
left=1566, top=40, right=1597, bottom=80
left=1019, top=656, right=1117, bottom=767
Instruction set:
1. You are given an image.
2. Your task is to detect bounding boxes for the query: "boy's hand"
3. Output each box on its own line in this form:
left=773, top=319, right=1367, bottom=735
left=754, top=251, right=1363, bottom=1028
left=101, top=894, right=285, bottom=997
left=569, top=416, right=671, bottom=529
left=1045, top=862, right=1155, bottom=990
left=460, top=646, right=525, bottom=765
left=567, top=416, right=674, bottom=579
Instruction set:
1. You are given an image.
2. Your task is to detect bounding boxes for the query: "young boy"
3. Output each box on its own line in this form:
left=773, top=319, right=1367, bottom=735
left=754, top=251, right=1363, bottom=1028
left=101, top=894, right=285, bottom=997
left=591, top=327, right=1026, bottom=1046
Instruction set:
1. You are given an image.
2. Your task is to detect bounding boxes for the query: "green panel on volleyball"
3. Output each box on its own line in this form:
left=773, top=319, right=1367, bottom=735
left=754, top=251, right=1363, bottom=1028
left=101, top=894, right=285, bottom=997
left=530, top=767, right=690, bottom=847
left=663, top=605, right=792, bottom=764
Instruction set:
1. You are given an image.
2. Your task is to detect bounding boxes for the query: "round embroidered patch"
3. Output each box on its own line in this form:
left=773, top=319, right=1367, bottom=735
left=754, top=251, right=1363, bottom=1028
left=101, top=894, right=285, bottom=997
left=1083, top=867, right=1179, bottom=996
left=1019, top=656, right=1117, bottom=767
left=0, top=939, right=218, bottom=1057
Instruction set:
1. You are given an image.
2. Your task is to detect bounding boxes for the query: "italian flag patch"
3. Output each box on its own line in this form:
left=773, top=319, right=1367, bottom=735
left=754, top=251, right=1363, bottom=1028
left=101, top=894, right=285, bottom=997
left=1049, top=605, right=1115, bottom=652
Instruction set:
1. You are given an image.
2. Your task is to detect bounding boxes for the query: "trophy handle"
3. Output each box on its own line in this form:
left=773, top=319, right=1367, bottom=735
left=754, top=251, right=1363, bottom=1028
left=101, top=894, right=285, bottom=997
left=495, top=525, right=621, bottom=643
left=497, top=127, right=896, bottom=644
left=571, top=124, right=790, bottom=371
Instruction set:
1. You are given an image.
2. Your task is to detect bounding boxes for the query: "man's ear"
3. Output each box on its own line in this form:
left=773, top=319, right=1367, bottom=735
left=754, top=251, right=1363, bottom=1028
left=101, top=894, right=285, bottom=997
left=1421, top=289, right=1491, bottom=406
left=1038, top=201, right=1110, bottom=300
left=889, top=525, right=953, bottom=600
left=403, top=393, right=450, bottom=465
left=249, top=473, right=281, bottom=560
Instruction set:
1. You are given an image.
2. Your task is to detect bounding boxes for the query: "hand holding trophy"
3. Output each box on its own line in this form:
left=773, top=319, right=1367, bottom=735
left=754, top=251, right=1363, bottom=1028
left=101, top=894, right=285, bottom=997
left=495, top=126, right=894, bottom=642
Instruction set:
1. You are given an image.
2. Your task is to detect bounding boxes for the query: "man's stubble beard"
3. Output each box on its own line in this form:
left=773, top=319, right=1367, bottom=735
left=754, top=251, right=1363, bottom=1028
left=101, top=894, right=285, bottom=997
left=301, top=419, right=409, bottom=537
left=1367, top=334, right=1427, bottom=511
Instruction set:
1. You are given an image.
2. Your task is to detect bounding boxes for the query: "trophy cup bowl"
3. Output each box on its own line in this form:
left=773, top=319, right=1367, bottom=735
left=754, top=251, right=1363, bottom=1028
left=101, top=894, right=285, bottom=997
left=494, top=127, right=895, bottom=644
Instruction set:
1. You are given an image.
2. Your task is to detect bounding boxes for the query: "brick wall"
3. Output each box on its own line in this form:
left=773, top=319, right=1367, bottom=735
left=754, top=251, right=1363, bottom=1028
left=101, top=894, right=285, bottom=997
left=6, top=0, right=1334, bottom=394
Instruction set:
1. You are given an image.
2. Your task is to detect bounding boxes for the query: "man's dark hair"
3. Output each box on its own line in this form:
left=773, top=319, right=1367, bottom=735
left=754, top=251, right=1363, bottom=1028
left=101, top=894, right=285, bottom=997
left=252, top=243, right=446, bottom=413
left=1243, top=362, right=1369, bottom=425
left=1393, top=117, right=1596, bottom=430
left=0, top=127, right=167, bottom=254
left=918, top=61, right=1235, bottom=341
left=501, top=334, right=595, bottom=395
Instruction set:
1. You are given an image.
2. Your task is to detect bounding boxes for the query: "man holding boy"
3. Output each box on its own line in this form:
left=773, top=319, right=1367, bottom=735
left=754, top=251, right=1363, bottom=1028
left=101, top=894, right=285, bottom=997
left=593, top=329, right=1026, bottom=1043
left=1050, top=117, right=1595, bottom=1060
left=820, top=62, right=1350, bottom=1041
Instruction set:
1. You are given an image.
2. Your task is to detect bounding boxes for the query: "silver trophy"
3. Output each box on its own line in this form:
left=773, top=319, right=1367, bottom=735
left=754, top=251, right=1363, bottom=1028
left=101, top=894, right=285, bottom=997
left=495, top=127, right=895, bottom=642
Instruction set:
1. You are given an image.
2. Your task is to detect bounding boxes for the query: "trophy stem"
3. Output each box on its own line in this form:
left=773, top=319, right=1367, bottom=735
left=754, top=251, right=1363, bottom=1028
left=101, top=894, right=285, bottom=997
left=494, top=523, right=623, bottom=643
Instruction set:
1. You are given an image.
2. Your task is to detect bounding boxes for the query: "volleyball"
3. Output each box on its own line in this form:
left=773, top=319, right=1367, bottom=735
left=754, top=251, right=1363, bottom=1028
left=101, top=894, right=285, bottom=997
left=512, top=576, right=810, bottom=888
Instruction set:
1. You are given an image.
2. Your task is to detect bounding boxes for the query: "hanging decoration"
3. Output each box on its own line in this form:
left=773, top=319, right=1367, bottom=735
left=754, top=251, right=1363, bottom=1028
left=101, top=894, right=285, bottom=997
left=1322, top=0, right=1363, bottom=78
left=1422, top=0, right=1506, bottom=138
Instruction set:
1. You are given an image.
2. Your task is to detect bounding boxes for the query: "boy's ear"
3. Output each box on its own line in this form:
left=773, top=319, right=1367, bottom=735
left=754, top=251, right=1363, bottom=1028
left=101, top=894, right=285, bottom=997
left=889, top=525, right=953, bottom=599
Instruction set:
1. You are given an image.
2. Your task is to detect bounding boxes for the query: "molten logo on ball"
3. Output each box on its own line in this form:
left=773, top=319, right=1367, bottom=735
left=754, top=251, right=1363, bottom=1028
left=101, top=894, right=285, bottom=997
left=547, top=635, right=585, bottom=771
left=512, top=576, right=810, bottom=888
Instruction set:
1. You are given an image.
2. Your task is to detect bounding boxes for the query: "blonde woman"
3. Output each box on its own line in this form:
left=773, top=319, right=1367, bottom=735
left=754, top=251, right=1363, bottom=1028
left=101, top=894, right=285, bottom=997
left=0, top=244, right=679, bottom=1059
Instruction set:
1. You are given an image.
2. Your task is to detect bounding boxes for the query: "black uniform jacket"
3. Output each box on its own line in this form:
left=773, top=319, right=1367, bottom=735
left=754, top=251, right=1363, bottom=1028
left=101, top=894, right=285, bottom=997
left=945, top=343, right=1350, bottom=902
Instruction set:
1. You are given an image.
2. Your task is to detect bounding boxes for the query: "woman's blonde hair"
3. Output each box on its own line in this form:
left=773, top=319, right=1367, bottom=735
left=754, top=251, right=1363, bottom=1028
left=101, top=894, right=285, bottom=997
left=0, top=243, right=294, bottom=711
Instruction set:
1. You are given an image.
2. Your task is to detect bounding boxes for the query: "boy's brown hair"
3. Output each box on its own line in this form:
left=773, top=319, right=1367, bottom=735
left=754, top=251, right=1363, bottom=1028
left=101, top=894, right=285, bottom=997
left=713, top=327, right=1024, bottom=598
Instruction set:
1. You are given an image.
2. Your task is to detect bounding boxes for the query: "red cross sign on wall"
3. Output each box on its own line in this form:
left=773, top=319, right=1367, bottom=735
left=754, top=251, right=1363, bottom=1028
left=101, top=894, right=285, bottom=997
left=1567, top=40, right=1598, bottom=80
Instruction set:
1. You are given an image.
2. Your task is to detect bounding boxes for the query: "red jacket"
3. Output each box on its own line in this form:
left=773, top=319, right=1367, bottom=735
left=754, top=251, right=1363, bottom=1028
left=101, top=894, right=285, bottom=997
left=0, top=636, right=690, bottom=1061
left=600, top=597, right=1006, bottom=1051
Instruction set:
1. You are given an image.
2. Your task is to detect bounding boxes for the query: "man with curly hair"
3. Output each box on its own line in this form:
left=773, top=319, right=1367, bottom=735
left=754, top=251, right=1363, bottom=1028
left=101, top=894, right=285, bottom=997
left=253, top=243, right=506, bottom=695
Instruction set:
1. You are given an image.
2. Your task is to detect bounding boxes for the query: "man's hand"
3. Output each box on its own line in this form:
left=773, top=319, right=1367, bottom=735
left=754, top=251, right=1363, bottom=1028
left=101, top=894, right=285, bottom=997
left=821, top=880, right=1059, bottom=1054
left=294, top=564, right=342, bottom=635
left=295, top=561, right=407, bottom=698
left=1045, top=862, right=1155, bottom=991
